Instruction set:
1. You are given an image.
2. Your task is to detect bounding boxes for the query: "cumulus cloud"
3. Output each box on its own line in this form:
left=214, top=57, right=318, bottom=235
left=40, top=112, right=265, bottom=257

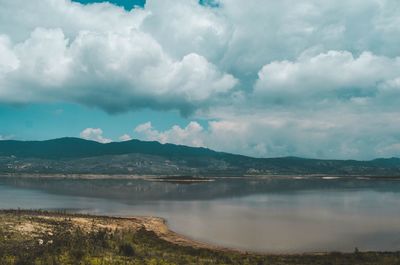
left=142, top=0, right=233, bottom=62
left=134, top=115, right=400, bottom=160
left=216, top=0, right=400, bottom=76
left=0, top=28, right=236, bottom=114
left=119, top=134, right=132, bottom=141
left=1, top=0, right=400, bottom=113
left=0, top=0, right=237, bottom=114
left=0, top=36, right=19, bottom=74
left=254, top=51, right=400, bottom=107
left=135, top=121, right=206, bottom=147
left=80, top=128, right=112, bottom=143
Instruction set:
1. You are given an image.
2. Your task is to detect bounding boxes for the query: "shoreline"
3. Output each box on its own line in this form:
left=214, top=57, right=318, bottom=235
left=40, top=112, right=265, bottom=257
left=2, top=173, right=400, bottom=180
left=0, top=209, right=396, bottom=256
left=2, top=209, right=400, bottom=265
left=0, top=209, right=250, bottom=255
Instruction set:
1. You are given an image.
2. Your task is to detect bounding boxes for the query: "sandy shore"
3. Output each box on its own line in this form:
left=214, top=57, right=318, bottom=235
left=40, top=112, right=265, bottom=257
left=0, top=210, right=238, bottom=253
left=2, top=209, right=400, bottom=263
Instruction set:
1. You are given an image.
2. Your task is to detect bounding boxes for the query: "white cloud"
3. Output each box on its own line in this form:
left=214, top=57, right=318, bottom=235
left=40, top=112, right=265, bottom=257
left=1, top=0, right=399, bottom=113
left=142, top=0, right=233, bottom=62
left=134, top=122, right=153, bottom=134
left=216, top=0, right=400, bottom=76
left=0, top=0, right=237, bottom=114
left=0, top=135, right=13, bottom=141
left=254, top=51, right=400, bottom=106
left=0, top=28, right=237, bottom=114
left=0, top=36, right=19, bottom=75
left=0, top=0, right=147, bottom=42
left=378, top=143, right=400, bottom=157
left=119, top=134, right=132, bottom=141
left=134, top=113, right=400, bottom=160
left=80, top=128, right=112, bottom=143
left=135, top=121, right=206, bottom=147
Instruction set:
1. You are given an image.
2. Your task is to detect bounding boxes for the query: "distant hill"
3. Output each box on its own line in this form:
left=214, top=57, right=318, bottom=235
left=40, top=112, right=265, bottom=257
left=0, top=137, right=224, bottom=159
left=0, top=137, right=399, bottom=176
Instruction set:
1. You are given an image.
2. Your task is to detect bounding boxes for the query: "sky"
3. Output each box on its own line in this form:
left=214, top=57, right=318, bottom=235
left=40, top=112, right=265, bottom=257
left=0, top=0, right=400, bottom=160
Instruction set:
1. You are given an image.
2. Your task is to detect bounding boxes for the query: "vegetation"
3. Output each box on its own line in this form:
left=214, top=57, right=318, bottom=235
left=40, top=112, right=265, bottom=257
left=1, top=137, right=400, bottom=176
left=1, top=210, right=400, bottom=265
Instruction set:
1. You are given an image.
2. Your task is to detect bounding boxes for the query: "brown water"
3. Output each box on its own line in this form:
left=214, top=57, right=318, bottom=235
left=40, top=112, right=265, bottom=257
left=1, top=177, right=400, bottom=253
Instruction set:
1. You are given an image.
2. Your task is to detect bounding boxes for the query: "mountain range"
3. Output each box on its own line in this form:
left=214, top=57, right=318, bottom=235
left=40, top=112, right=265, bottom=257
left=0, top=137, right=399, bottom=176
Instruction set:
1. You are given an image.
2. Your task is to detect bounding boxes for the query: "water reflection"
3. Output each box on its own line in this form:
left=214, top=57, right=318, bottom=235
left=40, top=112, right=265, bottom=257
left=2, top=177, right=400, bottom=202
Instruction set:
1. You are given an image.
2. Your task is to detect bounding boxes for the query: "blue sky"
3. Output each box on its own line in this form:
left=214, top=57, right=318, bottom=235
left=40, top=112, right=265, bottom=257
left=0, top=103, right=192, bottom=140
left=72, top=0, right=145, bottom=10
left=71, top=0, right=215, bottom=10
left=0, top=0, right=400, bottom=159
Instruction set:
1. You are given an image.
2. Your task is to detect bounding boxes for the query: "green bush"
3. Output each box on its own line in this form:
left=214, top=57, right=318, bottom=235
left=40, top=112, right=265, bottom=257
left=119, top=243, right=135, bottom=257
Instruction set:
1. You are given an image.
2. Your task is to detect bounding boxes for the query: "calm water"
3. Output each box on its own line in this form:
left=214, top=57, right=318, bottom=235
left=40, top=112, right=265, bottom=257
left=1, top=176, right=400, bottom=253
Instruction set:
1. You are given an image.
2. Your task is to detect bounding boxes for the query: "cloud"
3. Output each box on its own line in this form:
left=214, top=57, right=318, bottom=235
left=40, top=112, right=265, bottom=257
left=0, top=0, right=146, bottom=42
left=134, top=115, right=400, bottom=160
left=0, top=27, right=236, bottom=114
left=0, top=36, right=19, bottom=74
left=377, top=143, right=400, bottom=157
left=135, top=121, right=206, bottom=147
left=142, top=0, right=233, bottom=62
left=0, top=135, right=13, bottom=141
left=1, top=0, right=400, bottom=113
left=216, top=0, right=400, bottom=77
left=119, top=134, right=132, bottom=141
left=0, top=0, right=237, bottom=114
left=254, top=50, right=400, bottom=107
left=207, top=112, right=400, bottom=159
left=80, top=128, right=112, bottom=143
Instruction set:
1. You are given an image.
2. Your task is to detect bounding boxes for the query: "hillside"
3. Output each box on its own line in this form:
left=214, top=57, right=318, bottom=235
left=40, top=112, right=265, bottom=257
left=0, top=138, right=400, bottom=176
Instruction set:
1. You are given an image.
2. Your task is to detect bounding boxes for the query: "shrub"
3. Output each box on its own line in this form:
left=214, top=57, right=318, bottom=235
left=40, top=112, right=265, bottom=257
left=119, top=243, right=135, bottom=257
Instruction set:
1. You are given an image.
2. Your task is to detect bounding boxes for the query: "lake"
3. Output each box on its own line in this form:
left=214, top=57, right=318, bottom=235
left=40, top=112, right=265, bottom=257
left=1, top=176, right=400, bottom=253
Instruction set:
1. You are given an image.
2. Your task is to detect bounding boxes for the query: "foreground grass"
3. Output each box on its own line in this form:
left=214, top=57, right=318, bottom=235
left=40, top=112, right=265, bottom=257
left=0, top=210, right=400, bottom=265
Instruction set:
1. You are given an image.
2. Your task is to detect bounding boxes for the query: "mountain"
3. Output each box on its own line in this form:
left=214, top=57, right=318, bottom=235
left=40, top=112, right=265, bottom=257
left=0, top=137, right=400, bottom=176
left=0, top=137, right=223, bottom=159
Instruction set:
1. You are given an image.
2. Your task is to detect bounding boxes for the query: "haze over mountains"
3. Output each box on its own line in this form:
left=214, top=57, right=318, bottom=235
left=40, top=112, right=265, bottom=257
left=0, top=138, right=399, bottom=176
